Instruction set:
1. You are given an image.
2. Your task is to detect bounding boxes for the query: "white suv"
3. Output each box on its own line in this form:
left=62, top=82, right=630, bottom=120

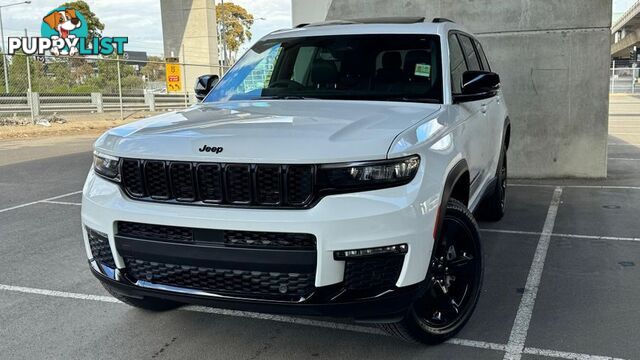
left=83, top=17, right=510, bottom=344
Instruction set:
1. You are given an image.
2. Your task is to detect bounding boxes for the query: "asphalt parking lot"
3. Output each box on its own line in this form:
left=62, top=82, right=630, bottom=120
left=1, top=97, right=640, bottom=360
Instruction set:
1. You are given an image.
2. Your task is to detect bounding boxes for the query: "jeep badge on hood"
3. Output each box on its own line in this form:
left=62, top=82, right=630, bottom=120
left=198, top=145, right=223, bottom=153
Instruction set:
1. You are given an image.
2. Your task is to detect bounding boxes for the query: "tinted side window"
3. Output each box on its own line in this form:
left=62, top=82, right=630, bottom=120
left=449, top=34, right=467, bottom=94
left=474, top=40, right=491, bottom=71
left=458, top=35, right=481, bottom=71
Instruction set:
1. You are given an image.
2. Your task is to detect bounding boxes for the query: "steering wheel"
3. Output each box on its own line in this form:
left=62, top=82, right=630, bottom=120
left=268, top=79, right=304, bottom=90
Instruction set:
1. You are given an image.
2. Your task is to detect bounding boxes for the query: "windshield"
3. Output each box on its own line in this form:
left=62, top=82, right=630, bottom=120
left=204, top=34, right=443, bottom=103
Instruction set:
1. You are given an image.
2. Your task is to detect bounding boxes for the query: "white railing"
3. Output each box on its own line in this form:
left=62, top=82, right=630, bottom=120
left=0, top=92, right=195, bottom=116
left=610, top=66, right=640, bottom=94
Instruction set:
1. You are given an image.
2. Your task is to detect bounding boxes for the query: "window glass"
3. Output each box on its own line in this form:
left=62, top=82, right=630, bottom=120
left=474, top=40, right=491, bottom=71
left=236, top=45, right=280, bottom=94
left=205, top=34, right=443, bottom=104
left=448, top=34, right=467, bottom=94
left=291, top=46, right=316, bottom=83
left=458, top=35, right=481, bottom=71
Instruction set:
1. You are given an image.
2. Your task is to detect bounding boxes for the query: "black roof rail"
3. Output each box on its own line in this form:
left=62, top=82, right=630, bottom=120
left=432, top=18, right=455, bottom=23
left=299, top=17, right=428, bottom=28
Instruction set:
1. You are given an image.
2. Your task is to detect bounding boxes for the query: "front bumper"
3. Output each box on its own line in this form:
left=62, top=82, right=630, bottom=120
left=92, top=265, right=426, bottom=322
left=82, top=166, right=440, bottom=319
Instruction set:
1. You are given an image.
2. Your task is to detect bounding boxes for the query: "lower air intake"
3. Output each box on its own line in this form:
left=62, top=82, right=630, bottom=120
left=124, top=258, right=315, bottom=301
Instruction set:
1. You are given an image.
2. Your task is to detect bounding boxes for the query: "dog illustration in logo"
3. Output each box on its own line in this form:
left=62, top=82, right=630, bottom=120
left=42, top=8, right=82, bottom=55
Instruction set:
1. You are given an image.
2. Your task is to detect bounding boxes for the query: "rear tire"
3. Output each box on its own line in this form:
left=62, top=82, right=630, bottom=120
left=478, top=147, right=507, bottom=222
left=380, top=199, right=483, bottom=344
left=102, top=283, right=182, bottom=311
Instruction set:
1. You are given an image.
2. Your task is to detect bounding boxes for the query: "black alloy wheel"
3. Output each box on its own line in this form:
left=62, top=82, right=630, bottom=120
left=380, top=199, right=483, bottom=344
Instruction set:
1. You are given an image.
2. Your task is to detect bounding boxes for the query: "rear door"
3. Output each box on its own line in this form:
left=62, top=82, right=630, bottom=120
left=474, top=38, right=505, bottom=173
left=450, top=33, right=488, bottom=195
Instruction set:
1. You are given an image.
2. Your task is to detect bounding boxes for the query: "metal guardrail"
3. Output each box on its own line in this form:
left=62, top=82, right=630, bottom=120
left=0, top=93, right=194, bottom=116
left=0, top=53, right=223, bottom=121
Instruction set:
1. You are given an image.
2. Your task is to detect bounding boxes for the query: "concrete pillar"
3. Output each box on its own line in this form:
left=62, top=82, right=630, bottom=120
left=160, top=0, right=221, bottom=93
left=292, top=0, right=332, bottom=26
left=293, top=0, right=612, bottom=178
left=27, top=92, right=40, bottom=117
left=91, top=93, right=103, bottom=113
left=144, top=92, right=156, bottom=112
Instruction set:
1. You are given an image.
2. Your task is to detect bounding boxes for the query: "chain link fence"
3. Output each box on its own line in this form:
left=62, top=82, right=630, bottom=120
left=0, top=53, right=226, bottom=124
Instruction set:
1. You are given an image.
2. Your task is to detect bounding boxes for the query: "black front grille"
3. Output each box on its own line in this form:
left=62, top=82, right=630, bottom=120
left=344, top=256, right=404, bottom=291
left=117, top=222, right=194, bottom=243
left=145, top=161, right=170, bottom=199
left=120, top=159, right=315, bottom=208
left=124, top=258, right=315, bottom=301
left=116, top=221, right=316, bottom=250
left=224, top=230, right=316, bottom=250
left=87, top=228, right=116, bottom=268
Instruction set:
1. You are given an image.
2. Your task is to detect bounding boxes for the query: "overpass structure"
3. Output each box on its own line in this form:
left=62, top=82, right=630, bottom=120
left=612, top=0, right=640, bottom=59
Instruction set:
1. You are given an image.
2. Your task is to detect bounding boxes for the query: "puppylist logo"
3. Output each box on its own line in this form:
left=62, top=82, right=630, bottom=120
left=7, top=6, right=127, bottom=56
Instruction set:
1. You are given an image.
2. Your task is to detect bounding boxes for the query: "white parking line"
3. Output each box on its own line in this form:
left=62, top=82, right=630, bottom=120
left=608, top=158, right=640, bottom=161
left=480, top=229, right=542, bottom=236
left=0, top=282, right=628, bottom=360
left=509, top=184, right=640, bottom=191
left=553, top=233, right=640, bottom=242
left=0, top=284, right=119, bottom=303
left=503, top=187, right=563, bottom=360
left=481, top=228, right=640, bottom=243
left=0, top=191, right=82, bottom=213
left=447, top=338, right=507, bottom=351
left=41, top=200, right=82, bottom=206
left=523, top=347, right=626, bottom=360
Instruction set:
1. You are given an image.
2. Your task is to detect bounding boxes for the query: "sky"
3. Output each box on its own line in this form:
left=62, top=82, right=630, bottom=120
left=0, top=0, right=635, bottom=57
left=0, top=0, right=292, bottom=57
left=614, top=0, right=638, bottom=19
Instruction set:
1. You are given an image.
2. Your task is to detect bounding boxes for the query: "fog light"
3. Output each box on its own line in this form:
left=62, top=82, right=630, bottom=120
left=334, top=244, right=408, bottom=260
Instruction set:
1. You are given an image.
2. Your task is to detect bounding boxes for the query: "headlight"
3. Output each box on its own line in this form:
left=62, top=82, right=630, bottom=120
left=318, top=155, right=420, bottom=193
left=93, top=152, right=120, bottom=181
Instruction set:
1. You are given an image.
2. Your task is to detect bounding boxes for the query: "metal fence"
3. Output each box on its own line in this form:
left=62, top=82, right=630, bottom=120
left=0, top=53, right=227, bottom=122
left=610, top=66, right=640, bottom=94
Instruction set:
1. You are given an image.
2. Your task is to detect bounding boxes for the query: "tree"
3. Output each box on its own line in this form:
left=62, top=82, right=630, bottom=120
left=141, top=56, right=166, bottom=82
left=61, top=0, right=105, bottom=43
left=216, top=2, right=254, bottom=64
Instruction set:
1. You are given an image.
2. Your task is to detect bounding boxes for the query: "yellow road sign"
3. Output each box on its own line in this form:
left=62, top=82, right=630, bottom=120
left=165, top=63, right=182, bottom=93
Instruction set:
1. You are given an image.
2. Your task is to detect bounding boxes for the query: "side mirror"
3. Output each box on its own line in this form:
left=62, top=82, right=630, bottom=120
left=454, top=71, right=500, bottom=103
left=194, top=74, right=219, bottom=102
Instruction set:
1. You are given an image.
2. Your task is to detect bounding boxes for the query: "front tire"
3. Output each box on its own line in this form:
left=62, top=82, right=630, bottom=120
left=380, top=199, right=483, bottom=344
left=102, top=283, right=183, bottom=311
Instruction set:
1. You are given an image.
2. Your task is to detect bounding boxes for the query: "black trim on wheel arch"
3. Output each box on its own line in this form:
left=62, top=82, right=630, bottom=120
left=434, top=159, right=469, bottom=241
left=503, top=116, right=511, bottom=150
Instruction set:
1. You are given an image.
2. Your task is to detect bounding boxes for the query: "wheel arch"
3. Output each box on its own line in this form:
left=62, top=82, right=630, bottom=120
left=433, top=159, right=470, bottom=240
left=503, top=116, right=511, bottom=150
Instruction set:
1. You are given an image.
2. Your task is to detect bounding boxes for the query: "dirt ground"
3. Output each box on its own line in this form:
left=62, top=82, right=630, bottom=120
left=0, top=111, right=163, bottom=140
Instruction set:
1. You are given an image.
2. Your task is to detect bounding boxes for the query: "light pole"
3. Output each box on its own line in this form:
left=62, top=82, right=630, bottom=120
left=219, top=0, right=227, bottom=67
left=0, top=0, right=31, bottom=94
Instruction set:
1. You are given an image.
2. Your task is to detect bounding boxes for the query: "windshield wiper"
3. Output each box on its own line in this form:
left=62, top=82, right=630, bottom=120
left=256, top=95, right=317, bottom=100
left=383, top=97, right=440, bottom=104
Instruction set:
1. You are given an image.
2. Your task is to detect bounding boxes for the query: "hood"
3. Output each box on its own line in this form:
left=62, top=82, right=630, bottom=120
left=95, top=100, right=440, bottom=163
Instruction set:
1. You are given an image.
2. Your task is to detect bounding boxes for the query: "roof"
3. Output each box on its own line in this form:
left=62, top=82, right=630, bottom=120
left=266, top=17, right=468, bottom=41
